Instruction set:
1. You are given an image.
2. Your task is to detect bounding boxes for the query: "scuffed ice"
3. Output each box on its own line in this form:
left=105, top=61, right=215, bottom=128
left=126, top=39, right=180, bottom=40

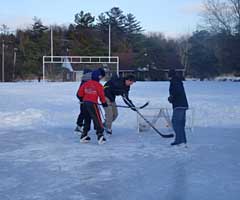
left=0, top=81, right=240, bottom=200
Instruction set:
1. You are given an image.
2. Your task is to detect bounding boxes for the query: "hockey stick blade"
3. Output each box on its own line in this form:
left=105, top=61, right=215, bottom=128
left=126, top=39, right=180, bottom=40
left=121, top=97, right=173, bottom=138
left=139, top=101, right=149, bottom=109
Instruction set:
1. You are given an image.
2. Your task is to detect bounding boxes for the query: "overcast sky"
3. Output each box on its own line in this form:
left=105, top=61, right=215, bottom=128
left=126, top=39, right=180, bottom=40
left=1, top=0, right=204, bottom=37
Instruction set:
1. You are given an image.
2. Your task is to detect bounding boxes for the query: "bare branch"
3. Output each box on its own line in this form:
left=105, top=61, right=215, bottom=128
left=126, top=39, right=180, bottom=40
left=202, top=0, right=232, bottom=33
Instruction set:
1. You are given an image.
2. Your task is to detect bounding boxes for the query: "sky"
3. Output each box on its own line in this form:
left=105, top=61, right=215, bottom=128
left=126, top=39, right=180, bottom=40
left=0, top=0, right=204, bottom=37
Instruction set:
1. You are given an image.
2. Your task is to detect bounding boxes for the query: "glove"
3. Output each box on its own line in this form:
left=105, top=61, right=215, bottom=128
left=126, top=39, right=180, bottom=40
left=102, top=102, right=108, bottom=107
left=168, top=96, right=173, bottom=103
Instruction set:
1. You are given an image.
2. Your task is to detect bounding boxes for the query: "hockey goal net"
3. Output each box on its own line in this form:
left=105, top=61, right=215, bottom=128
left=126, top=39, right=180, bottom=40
left=137, top=108, right=194, bottom=134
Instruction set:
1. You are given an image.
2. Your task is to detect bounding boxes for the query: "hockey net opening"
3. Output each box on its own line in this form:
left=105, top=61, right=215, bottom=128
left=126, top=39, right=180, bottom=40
left=137, top=108, right=194, bottom=134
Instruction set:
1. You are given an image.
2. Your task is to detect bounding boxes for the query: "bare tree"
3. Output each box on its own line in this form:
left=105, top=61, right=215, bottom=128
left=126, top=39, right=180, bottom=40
left=177, top=35, right=191, bottom=75
left=202, top=0, right=240, bottom=34
left=0, top=24, right=10, bottom=35
left=229, top=0, right=240, bottom=34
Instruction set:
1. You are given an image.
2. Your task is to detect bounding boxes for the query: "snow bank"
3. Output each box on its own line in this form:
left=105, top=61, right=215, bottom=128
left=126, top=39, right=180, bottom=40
left=0, top=109, right=46, bottom=130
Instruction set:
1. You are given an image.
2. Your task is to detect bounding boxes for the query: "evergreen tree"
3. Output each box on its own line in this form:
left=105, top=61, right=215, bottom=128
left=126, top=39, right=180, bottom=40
left=74, top=11, right=95, bottom=28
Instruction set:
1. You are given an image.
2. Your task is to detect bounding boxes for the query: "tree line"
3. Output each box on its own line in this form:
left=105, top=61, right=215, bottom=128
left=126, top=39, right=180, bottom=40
left=0, top=3, right=240, bottom=81
left=185, top=0, right=240, bottom=80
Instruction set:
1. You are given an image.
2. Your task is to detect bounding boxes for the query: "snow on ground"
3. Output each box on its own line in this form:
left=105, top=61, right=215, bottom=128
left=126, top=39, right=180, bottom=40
left=0, top=81, right=240, bottom=200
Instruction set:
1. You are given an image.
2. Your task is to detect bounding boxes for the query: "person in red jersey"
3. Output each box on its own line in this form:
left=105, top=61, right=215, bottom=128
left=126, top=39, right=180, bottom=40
left=78, top=68, right=108, bottom=144
left=75, top=68, right=105, bottom=133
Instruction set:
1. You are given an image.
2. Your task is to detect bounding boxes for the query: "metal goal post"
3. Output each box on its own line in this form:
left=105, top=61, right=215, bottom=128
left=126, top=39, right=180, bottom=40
left=42, top=56, right=119, bottom=82
left=137, top=107, right=194, bottom=134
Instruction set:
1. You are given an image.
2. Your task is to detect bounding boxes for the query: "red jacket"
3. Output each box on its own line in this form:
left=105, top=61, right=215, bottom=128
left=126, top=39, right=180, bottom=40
left=78, top=80, right=106, bottom=104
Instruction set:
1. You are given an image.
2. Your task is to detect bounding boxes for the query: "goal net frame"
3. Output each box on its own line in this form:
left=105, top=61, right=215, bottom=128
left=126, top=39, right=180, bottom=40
left=137, top=107, right=194, bottom=134
left=42, top=56, right=119, bottom=82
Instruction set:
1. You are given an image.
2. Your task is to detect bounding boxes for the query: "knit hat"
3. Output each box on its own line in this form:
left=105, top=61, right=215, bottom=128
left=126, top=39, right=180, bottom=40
left=91, top=68, right=105, bottom=82
left=98, top=68, right=106, bottom=77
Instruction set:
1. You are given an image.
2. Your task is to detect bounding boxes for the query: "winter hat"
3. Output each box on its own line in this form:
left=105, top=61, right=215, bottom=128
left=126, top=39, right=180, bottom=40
left=98, top=68, right=106, bottom=77
left=91, top=69, right=102, bottom=82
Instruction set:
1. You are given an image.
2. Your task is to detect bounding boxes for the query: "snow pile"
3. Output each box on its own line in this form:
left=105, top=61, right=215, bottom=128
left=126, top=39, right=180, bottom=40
left=215, top=76, right=240, bottom=82
left=0, top=108, right=46, bottom=130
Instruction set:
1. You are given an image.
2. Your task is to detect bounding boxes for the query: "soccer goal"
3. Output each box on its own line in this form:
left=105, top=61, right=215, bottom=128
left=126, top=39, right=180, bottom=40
left=137, top=108, right=194, bottom=134
left=42, top=56, right=119, bottom=82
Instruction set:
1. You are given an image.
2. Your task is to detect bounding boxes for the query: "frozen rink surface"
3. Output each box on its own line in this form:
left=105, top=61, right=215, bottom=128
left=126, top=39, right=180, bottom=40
left=0, top=81, right=240, bottom=200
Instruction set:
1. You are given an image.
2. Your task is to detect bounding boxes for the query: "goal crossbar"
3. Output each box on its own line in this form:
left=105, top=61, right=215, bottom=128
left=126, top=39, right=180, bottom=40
left=42, top=56, right=119, bottom=81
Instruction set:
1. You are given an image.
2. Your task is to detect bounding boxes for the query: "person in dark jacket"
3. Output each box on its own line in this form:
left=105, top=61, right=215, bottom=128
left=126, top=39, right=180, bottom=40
left=168, top=69, right=189, bottom=146
left=78, top=68, right=108, bottom=144
left=104, top=75, right=136, bottom=135
left=75, top=68, right=105, bottom=133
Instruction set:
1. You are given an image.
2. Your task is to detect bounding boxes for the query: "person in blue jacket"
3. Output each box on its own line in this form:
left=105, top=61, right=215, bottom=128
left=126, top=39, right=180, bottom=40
left=168, top=69, right=189, bottom=146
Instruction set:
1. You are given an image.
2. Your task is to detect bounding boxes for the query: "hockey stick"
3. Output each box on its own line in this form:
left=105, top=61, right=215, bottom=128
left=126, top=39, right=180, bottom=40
left=122, top=96, right=174, bottom=138
left=116, top=101, right=149, bottom=109
left=136, top=110, right=174, bottom=138
left=98, top=105, right=106, bottom=121
left=79, top=101, right=149, bottom=110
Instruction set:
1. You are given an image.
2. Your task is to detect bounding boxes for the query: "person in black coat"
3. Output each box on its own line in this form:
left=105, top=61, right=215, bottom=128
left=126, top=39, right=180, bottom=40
left=104, top=75, right=136, bottom=134
left=168, top=69, right=189, bottom=146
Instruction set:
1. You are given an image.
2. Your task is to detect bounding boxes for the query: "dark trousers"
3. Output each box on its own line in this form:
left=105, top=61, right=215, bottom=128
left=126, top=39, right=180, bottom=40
left=82, top=102, right=104, bottom=137
left=172, top=108, right=187, bottom=144
left=76, top=104, right=84, bottom=126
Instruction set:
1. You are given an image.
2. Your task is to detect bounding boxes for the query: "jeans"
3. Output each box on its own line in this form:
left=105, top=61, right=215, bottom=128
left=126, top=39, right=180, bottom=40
left=172, top=108, right=187, bottom=144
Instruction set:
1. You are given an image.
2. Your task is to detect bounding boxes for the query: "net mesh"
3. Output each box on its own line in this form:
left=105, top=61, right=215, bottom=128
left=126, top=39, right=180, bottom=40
left=137, top=108, right=194, bottom=134
left=44, top=62, right=118, bottom=82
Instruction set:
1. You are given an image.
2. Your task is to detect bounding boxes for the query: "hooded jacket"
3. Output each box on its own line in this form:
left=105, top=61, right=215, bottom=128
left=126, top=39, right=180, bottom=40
left=169, top=76, right=188, bottom=109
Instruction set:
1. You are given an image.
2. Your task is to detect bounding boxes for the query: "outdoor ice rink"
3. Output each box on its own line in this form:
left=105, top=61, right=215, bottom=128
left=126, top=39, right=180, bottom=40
left=0, top=81, right=240, bottom=200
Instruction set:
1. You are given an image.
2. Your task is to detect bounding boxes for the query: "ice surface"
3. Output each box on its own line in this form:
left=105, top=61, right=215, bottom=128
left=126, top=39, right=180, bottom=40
left=0, top=81, right=240, bottom=200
